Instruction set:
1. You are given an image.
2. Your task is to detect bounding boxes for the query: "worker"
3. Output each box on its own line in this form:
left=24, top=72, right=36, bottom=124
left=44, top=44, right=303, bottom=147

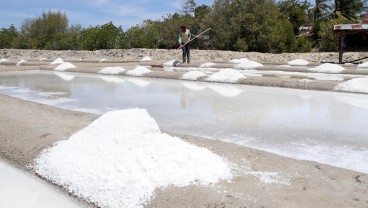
left=178, top=25, right=192, bottom=63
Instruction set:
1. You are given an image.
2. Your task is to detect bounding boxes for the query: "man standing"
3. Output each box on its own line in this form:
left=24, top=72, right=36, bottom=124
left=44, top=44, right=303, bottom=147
left=179, top=25, right=192, bottom=63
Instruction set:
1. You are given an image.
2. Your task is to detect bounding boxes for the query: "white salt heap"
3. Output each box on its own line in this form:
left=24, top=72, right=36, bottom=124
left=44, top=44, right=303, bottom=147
left=288, top=59, right=309, bottom=66
left=50, top=58, right=64, bottom=65
left=335, top=78, right=368, bottom=93
left=16, top=60, right=27, bottom=66
left=0, top=58, right=7, bottom=63
left=140, top=56, right=152, bottom=61
left=181, top=71, right=206, bottom=80
left=55, top=62, right=76, bottom=71
left=200, top=62, right=216, bottom=68
left=308, top=63, right=345, bottom=73
left=229, top=58, right=249, bottom=64
left=98, top=67, right=125, bottom=75
left=126, top=66, right=151, bottom=76
left=234, top=61, right=263, bottom=70
left=34, top=109, right=232, bottom=208
left=164, top=59, right=180, bottom=67
left=357, top=62, right=368, bottom=69
left=99, top=58, right=107, bottom=63
left=207, top=69, right=246, bottom=83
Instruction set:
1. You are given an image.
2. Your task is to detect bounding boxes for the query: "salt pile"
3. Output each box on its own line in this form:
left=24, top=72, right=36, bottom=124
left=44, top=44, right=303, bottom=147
left=164, top=59, right=180, bottom=67
left=0, top=58, right=7, bottom=63
left=357, top=62, right=368, bottom=69
left=16, top=60, right=27, bottom=66
left=55, top=62, right=76, bottom=71
left=34, top=109, right=232, bottom=208
left=234, top=61, right=263, bottom=70
left=140, top=56, right=152, bottom=61
left=126, top=66, right=151, bottom=76
left=229, top=58, right=249, bottom=64
left=99, top=58, right=107, bottom=63
left=207, top=69, right=246, bottom=83
left=335, top=78, right=368, bottom=93
left=98, top=67, right=125, bottom=75
left=181, top=71, right=206, bottom=80
left=39, top=58, right=47, bottom=61
left=288, top=59, right=309, bottom=66
left=50, top=58, right=64, bottom=65
left=308, top=63, right=345, bottom=73
left=200, top=62, right=216, bottom=68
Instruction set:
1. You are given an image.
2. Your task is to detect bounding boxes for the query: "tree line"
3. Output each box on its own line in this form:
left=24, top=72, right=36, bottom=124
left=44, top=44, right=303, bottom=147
left=0, top=0, right=367, bottom=52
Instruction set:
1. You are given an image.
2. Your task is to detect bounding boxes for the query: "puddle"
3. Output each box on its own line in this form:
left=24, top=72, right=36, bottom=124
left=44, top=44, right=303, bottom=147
left=0, top=160, right=85, bottom=207
left=0, top=70, right=368, bottom=173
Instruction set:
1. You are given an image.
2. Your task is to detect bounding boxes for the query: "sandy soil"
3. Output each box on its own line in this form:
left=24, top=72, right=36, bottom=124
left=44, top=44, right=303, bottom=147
left=0, top=94, right=367, bottom=208
left=1, top=49, right=368, bottom=207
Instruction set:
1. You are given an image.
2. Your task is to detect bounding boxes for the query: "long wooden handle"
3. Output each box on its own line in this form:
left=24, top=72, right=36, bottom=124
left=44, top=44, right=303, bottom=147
left=178, top=28, right=211, bottom=50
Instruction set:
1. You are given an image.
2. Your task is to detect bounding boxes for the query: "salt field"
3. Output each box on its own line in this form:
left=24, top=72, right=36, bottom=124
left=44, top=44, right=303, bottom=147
left=0, top=70, right=368, bottom=174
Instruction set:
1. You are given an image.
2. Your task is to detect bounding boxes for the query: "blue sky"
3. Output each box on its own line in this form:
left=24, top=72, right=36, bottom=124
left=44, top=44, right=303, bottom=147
left=0, top=0, right=214, bottom=30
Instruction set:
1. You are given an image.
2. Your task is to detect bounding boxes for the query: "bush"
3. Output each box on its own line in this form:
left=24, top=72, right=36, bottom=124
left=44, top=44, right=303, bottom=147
left=318, top=17, right=351, bottom=52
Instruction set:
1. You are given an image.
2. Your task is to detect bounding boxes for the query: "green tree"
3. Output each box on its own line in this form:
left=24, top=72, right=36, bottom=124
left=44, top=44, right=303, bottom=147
left=318, top=17, right=350, bottom=51
left=180, top=0, right=197, bottom=15
left=79, top=22, right=125, bottom=50
left=20, top=11, right=69, bottom=49
left=0, top=25, right=18, bottom=48
left=331, top=0, right=368, bottom=21
left=278, top=0, right=311, bottom=34
left=125, top=20, right=159, bottom=48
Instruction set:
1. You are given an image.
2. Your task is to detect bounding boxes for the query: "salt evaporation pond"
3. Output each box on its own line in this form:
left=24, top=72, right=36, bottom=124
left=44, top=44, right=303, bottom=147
left=1, top=70, right=368, bottom=174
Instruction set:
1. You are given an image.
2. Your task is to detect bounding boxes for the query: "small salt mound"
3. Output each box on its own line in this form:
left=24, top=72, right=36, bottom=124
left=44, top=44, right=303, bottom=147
left=99, top=58, right=107, bottom=63
left=164, top=59, right=180, bottom=67
left=50, top=58, right=64, bottom=65
left=16, top=60, right=27, bottom=66
left=126, top=66, right=151, bottom=76
left=140, top=56, right=152, bottom=61
left=98, top=67, right=125, bottom=75
left=335, top=78, right=368, bottom=93
left=55, top=62, right=76, bottom=71
left=207, top=69, right=246, bottom=83
left=0, top=58, right=7, bottom=63
left=200, top=62, right=216, bottom=68
left=39, top=58, right=47, bottom=61
left=357, top=62, right=368, bottom=69
left=34, top=109, right=232, bottom=208
left=229, top=58, right=249, bottom=64
left=288, top=59, right=309, bottom=66
left=55, top=72, right=75, bottom=81
left=309, top=63, right=345, bottom=73
left=234, top=61, right=263, bottom=70
left=181, top=71, right=206, bottom=80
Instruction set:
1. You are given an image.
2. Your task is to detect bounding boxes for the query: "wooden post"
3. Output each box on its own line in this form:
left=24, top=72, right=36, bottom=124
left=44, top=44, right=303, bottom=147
left=338, top=33, right=344, bottom=64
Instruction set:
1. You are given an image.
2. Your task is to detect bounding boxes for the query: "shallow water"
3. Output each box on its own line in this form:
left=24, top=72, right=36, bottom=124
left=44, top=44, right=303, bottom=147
left=0, top=160, right=84, bottom=208
left=0, top=70, right=368, bottom=174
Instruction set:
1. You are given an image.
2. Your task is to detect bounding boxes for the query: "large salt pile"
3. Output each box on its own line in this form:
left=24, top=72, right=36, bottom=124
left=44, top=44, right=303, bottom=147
left=181, top=71, right=206, bottom=80
left=335, top=78, right=368, bottom=93
left=126, top=66, right=151, bottom=76
left=55, top=62, right=76, bottom=71
left=288, top=59, right=309, bottom=66
left=0, top=58, right=7, bottom=63
left=308, top=63, right=345, bottom=73
left=98, top=67, right=125, bottom=75
left=207, top=69, right=246, bottom=83
left=50, top=58, right=64, bottom=65
left=34, top=109, right=232, bottom=208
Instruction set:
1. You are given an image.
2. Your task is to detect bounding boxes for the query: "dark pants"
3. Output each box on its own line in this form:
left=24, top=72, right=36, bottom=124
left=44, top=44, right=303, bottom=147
left=181, top=43, right=190, bottom=63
